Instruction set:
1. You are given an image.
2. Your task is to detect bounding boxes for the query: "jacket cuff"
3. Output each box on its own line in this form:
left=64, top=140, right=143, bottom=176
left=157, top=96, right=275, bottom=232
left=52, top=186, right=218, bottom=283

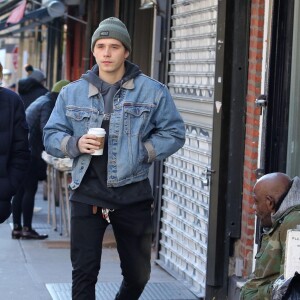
left=63, top=136, right=81, bottom=158
left=144, top=141, right=156, bottom=163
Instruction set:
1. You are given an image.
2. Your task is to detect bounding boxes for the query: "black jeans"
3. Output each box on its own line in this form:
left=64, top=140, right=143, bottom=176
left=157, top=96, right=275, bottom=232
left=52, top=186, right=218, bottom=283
left=71, top=200, right=153, bottom=300
left=12, top=161, right=39, bottom=228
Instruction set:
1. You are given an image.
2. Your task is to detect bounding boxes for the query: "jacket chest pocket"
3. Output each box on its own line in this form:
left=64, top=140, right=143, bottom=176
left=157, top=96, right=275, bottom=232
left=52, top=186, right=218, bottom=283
left=123, top=104, right=151, bottom=136
left=66, top=106, right=95, bottom=135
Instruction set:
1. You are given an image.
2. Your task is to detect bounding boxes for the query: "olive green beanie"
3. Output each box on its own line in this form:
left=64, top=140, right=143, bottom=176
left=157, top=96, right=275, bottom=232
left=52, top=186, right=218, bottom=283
left=51, top=80, right=70, bottom=93
left=91, top=17, right=131, bottom=53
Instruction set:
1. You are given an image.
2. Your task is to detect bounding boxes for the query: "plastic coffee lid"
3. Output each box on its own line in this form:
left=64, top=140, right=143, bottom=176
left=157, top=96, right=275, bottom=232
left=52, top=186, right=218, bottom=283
left=88, top=128, right=106, bottom=134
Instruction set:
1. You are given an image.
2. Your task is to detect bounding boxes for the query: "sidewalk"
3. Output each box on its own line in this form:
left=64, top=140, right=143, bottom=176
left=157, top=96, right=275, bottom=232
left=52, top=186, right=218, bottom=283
left=0, top=183, right=198, bottom=300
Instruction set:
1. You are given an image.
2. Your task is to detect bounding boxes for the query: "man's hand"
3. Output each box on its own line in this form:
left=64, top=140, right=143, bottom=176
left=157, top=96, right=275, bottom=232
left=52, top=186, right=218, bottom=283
left=78, top=134, right=101, bottom=154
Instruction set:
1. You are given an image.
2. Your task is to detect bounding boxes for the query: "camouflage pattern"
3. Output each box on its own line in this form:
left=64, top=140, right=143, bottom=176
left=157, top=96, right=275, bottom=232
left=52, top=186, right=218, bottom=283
left=240, top=205, right=300, bottom=299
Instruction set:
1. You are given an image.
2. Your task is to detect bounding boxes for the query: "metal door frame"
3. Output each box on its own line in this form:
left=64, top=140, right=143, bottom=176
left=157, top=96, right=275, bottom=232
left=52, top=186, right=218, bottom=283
left=264, top=0, right=295, bottom=173
left=206, top=0, right=251, bottom=297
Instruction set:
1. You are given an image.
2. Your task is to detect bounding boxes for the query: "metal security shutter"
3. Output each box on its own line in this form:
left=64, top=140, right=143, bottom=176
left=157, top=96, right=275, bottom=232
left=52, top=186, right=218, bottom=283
left=157, top=0, right=218, bottom=297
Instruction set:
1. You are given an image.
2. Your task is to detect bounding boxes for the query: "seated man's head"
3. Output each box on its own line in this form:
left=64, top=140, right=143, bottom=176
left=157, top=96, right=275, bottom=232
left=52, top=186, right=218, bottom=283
left=253, top=172, right=292, bottom=227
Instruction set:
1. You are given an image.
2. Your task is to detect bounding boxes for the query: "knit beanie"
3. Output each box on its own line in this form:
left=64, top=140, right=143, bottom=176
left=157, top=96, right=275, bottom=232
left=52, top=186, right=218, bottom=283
left=29, top=69, right=46, bottom=83
left=51, top=80, right=70, bottom=93
left=91, top=17, right=131, bottom=53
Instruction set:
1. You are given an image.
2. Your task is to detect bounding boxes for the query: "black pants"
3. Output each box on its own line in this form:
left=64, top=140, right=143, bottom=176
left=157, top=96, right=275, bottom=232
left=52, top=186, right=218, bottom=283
left=71, top=200, right=153, bottom=300
left=12, top=161, right=39, bottom=228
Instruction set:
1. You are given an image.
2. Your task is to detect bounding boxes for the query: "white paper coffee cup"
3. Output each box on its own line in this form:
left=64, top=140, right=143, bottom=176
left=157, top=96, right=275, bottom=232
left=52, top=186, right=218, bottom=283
left=88, top=128, right=106, bottom=155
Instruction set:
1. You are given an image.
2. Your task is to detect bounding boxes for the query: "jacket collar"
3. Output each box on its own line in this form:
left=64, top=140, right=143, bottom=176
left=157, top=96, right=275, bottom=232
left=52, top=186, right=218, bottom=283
left=88, top=78, right=134, bottom=98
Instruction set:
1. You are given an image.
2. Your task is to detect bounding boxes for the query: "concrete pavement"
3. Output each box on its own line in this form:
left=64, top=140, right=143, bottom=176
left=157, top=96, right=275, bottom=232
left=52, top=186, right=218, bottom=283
left=0, top=183, right=198, bottom=300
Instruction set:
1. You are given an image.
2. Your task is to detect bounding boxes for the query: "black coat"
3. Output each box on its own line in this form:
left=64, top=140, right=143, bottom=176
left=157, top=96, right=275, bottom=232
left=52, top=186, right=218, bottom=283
left=0, top=87, right=30, bottom=221
left=18, top=77, right=48, bottom=110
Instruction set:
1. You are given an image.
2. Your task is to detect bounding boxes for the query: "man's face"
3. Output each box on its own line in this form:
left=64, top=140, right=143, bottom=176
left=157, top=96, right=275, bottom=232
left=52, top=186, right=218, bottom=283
left=253, top=186, right=273, bottom=227
left=92, top=38, right=129, bottom=78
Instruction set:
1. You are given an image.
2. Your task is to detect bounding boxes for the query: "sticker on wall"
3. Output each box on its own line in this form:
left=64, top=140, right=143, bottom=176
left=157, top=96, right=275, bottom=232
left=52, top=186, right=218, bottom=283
left=215, top=101, right=222, bottom=113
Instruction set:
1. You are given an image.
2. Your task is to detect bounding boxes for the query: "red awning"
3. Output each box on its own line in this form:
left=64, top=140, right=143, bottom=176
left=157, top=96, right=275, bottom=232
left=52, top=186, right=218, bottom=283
left=6, top=0, right=26, bottom=25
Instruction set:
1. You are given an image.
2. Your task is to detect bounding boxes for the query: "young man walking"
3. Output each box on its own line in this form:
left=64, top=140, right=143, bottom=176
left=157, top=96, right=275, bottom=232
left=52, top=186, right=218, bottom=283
left=44, top=17, right=185, bottom=300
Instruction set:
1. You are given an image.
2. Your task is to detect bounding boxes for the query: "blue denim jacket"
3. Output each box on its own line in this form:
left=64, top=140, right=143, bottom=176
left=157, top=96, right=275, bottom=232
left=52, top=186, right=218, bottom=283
left=43, top=73, right=185, bottom=189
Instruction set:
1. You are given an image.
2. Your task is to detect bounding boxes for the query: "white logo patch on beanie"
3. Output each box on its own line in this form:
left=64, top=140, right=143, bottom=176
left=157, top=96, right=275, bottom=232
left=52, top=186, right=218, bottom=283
left=100, top=31, right=109, bottom=36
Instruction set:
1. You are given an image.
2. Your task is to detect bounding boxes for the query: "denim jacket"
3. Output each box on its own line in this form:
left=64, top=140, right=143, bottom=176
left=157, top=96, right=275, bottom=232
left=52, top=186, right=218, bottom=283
left=43, top=72, right=185, bottom=189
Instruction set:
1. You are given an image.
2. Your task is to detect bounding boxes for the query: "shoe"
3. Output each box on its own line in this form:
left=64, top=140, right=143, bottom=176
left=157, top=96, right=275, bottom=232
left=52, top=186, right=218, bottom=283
left=21, top=227, right=48, bottom=240
left=12, top=227, right=22, bottom=239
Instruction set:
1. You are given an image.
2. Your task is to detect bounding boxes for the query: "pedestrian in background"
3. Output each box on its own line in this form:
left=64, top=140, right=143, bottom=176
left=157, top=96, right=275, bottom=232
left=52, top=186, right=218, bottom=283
left=18, top=68, right=48, bottom=109
left=0, top=62, right=30, bottom=224
left=240, top=172, right=300, bottom=299
left=12, top=80, right=70, bottom=239
left=44, top=17, right=185, bottom=300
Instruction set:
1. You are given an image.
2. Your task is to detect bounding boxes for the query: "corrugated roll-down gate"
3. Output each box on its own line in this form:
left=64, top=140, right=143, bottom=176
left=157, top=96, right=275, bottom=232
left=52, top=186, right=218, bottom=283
left=156, top=0, right=218, bottom=297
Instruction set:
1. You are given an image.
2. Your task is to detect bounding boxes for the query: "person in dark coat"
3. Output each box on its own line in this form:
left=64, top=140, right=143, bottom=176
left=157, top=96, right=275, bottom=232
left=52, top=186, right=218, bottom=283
left=18, top=69, right=48, bottom=110
left=0, top=63, right=31, bottom=223
left=11, top=80, right=70, bottom=239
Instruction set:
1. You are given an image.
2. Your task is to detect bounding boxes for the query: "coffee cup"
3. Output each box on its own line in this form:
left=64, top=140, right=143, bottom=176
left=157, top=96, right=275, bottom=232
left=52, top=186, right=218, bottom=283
left=87, top=128, right=106, bottom=155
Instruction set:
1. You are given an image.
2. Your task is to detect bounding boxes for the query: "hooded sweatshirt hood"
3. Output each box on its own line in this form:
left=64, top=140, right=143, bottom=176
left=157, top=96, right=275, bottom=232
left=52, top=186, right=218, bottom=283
left=81, top=60, right=141, bottom=90
left=81, top=61, right=141, bottom=114
left=272, top=176, right=300, bottom=223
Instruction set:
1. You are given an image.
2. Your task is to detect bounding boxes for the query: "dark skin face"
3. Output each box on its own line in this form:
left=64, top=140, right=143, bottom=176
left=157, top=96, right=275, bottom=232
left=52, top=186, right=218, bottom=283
left=253, top=185, right=274, bottom=227
left=253, top=172, right=291, bottom=227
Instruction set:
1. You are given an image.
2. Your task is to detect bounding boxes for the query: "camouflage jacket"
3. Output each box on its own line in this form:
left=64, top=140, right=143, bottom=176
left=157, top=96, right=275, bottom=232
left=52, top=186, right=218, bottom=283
left=240, top=176, right=300, bottom=300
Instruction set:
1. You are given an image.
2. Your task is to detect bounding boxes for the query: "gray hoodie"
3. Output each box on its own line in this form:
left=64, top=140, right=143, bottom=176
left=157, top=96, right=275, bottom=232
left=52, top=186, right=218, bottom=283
left=272, top=176, right=300, bottom=223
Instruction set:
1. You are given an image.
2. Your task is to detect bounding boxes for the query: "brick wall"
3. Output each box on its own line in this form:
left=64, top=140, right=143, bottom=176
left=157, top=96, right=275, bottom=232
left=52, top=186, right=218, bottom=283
left=239, top=0, right=265, bottom=277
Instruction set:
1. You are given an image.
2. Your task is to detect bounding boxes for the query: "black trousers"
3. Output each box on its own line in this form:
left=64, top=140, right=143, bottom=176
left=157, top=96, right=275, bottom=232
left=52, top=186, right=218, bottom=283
left=71, top=200, right=153, bottom=300
left=12, top=160, right=39, bottom=228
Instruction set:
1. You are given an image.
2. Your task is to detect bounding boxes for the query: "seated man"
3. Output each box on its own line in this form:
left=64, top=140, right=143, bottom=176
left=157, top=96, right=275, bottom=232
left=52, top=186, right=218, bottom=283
left=240, top=172, right=300, bottom=299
